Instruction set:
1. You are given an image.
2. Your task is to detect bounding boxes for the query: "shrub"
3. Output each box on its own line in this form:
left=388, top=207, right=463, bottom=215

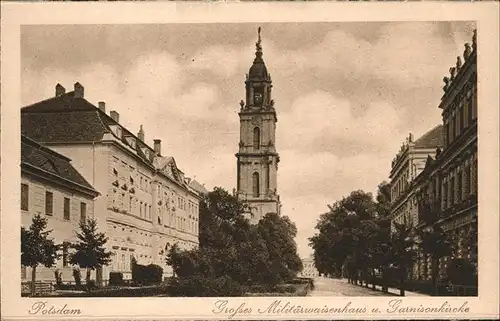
left=109, top=272, right=124, bottom=286
left=132, top=263, right=163, bottom=286
left=86, top=280, right=97, bottom=290
left=281, top=285, right=297, bottom=293
left=247, top=284, right=270, bottom=293
left=166, top=275, right=243, bottom=297
left=445, top=258, right=477, bottom=286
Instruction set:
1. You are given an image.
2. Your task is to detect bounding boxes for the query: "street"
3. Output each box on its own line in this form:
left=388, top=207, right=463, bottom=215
left=307, top=277, right=390, bottom=296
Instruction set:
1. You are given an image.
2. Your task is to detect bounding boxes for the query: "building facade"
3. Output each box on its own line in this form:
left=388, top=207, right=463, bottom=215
left=300, top=256, right=319, bottom=278
left=389, top=126, right=444, bottom=231
left=415, top=29, right=478, bottom=280
left=236, top=28, right=281, bottom=223
left=21, top=135, right=99, bottom=282
left=390, top=30, right=478, bottom=283
left=21, top=83, right=205, bottom=280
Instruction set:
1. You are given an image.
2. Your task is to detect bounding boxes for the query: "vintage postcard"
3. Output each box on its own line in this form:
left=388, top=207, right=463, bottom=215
left=1, top=1, right=499, bottom=320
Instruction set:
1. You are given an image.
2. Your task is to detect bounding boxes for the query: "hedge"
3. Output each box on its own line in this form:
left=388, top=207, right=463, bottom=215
left=132, top=263, right=163, bottom=286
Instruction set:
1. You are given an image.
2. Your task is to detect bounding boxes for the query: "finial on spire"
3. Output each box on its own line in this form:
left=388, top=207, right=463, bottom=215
left=255, top=27, right=263, bottom=61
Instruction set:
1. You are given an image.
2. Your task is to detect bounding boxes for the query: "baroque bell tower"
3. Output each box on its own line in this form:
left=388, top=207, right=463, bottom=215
left=236, top=27, right=280, bottom=223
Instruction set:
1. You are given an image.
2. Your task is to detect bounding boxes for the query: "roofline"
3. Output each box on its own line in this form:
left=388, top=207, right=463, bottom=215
left=439, top=50, right=477, bottom=105
left=21, top=162, right=100, bottom=198
left=21, top=135, right=72, bottom=162
left=412, top=124, right=444, bottom=148
left=37, top=139, right=201, bottom=199
left=95, top=108, right=157, bottom=156
left=21, top=91, right=76, bottom=111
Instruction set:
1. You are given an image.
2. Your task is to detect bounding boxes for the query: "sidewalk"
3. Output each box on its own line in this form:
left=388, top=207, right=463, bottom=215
left=338, top=278, right=430, bottom=297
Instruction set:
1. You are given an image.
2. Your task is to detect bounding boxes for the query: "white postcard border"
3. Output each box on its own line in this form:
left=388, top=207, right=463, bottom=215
left=1, top=2, right=499, bottom=320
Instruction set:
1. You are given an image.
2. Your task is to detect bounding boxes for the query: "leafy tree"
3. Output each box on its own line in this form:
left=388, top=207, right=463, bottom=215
left=257, top=213, right=303, bottom=284
left=309, top=190, right=380, bottom=282
left=21, top=214, right=59, bottom=296
left=167, top=187, right=302, bottom=296
left=417, top=225, right=453, bottom=295
left=375, top=181, right=391, bottom=218
left=70, top=218, right=112, bottom=291
left=388, top=222, right=417, bottom=296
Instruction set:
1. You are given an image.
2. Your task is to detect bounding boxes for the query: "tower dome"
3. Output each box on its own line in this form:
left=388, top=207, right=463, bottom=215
left=248, top=27, right=270, bottom=81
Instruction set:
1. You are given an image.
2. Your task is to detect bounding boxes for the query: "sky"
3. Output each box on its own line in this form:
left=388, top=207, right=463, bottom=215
left=21, top=21, right=475, bottom=259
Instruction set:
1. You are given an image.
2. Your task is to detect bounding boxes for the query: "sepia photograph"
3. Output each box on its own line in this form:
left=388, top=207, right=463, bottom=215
left=18, top=21, right=478, bottom=298
left=1, top=1, right=499, bottom=320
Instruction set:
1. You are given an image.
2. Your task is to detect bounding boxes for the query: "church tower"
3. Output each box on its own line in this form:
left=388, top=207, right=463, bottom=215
left=236, top=27, right=281, bottom=223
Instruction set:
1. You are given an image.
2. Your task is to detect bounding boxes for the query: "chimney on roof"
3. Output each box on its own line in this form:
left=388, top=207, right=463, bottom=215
left=110, top=110, right=119, bottom=123
left=138, top=125, right=145, bottom=142
left=74, top=82, right=84, bottom=98
left=55, top=83, right=65, bottom=97
left=409, top=133, right=414, bottom=142
left=98, top=101, right=106, bottom=113
left=154, top=139, right=161, bottom=156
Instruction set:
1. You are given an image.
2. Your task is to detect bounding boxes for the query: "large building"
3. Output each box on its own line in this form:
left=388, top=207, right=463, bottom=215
left=416, top=29, right=478, bottom=279
left=389, top=126, right=444, bottom=230
left=390, top=29, right=478, bottom=283
left=21, top=83, right=206, bottom=280
left=21, top=135, right=99, bottom=282
left=235, top=28, right=281, bottom=223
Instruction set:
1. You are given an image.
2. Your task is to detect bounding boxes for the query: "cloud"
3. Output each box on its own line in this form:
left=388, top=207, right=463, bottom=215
left=279, top=90, right=403, bottom=155
left=188, top=45, right=244, bottom=79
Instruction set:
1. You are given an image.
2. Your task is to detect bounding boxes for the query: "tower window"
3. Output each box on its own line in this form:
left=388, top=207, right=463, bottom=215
left=252, top=172, right=260, bottom=197
left=253, top=127, right=260, bottom=150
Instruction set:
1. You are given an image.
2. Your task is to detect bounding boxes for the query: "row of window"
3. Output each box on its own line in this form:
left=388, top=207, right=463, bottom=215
left=392, top=171, right=410, bottom=202
left=157, top=210, right=198, bottom=234
left=111, top=191, right=198, bottom=235
left=112, top=159, right=154, bottom=194
left=21, top=184, right=87, bottom=221
left=441, top=159, right=478, bottom=210
left=444, top=85, right=477, bottom=148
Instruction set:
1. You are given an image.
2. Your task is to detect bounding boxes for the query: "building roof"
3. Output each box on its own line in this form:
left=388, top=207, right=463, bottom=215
left=21, top=135, right=98, bottom=196
left=22, top=110, right=108, bottom=143
left=22, top=91, right=96, bottom=113
left=413, top=124, right=444, bottom=149
left=188, top=179, right=208, bottom=195
left=21, top=83, right=206, bottom=196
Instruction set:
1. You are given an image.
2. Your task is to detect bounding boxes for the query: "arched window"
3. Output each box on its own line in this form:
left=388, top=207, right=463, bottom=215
left=252, top=172, right=260, bottom=197
left=253, top=127, right=260, bottom=150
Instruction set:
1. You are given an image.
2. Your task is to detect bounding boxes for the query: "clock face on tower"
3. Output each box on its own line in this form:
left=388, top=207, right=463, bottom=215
left=254, top=92, right=263, bottom=106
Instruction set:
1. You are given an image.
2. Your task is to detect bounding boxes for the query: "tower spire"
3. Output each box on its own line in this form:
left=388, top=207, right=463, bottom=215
left=255, top=27, right=263, bottom=62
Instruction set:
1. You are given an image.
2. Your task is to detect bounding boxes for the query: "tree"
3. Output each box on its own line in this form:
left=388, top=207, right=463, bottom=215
left=257, top=213, right=303, bottom=284
left=309, top=190, right=379, bottom=282
left=166, top=187, right=303, bottom=296
left=70, top=218, right=112, bottom=291
left=375, top=181, right=391, bottom=218
left=388, top=222, right=417, bottom=296
left=417, top=225, right=453, bottom=295
left=21, top=214, right=59, bottom=296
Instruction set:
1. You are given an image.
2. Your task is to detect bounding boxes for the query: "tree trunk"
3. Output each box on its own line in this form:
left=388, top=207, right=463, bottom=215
left=381, top=267, right=388, bottom=293
left=86, top=268, right=91, bottom=292
left=371, top=268, right=376, bottom=290
left=30, top=266, right=37, bottom=296
left=400, top=267, right=406, bottom=297
left=431, top=257, right=439, bottom=296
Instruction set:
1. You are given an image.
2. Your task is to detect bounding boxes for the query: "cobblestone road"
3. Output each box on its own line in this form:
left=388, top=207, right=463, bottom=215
left=307, top=277, right=392, bottom=296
